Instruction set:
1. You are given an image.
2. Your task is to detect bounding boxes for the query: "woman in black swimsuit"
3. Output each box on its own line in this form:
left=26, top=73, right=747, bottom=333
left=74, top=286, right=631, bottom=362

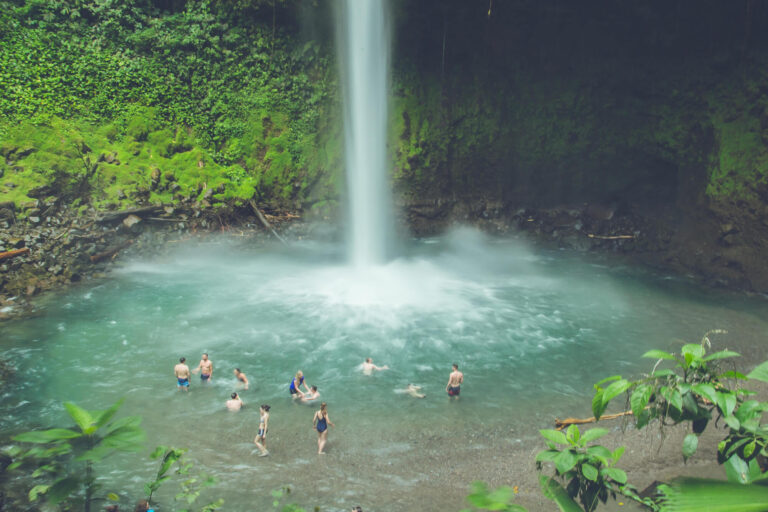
left=312, top=402, right=335, bottom=454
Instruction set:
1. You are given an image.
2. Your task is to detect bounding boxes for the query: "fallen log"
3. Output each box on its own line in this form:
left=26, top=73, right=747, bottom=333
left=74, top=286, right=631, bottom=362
left=89, top=240, right=132, bottom=263
left=555, top=410, right=635, bottom=431
left=96, top=206, right=162, bottom=224
left=0, top=247, right=30, bottom=261
left=587, top=234, right=635, bottom=240
left=249, top=200, right=287, bottom=245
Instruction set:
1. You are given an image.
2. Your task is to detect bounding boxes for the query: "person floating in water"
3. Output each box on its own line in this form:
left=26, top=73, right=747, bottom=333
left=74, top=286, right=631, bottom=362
left=290, top=370, right=310, bottom=399
left=361, top=357, right=389, bottom=375
left=234, top=368, right=249, bottom=390
left=174, top=357, right=190, bottom=391
left=446, top=363, right=463, bottom=400
left=312, top=402, right=335, bottom=454
left=226, top=392, right=244, bottom=411
left=301, top=385, right=320, bottom=403
left=254, top=404, right=270, bottom=457
left=192, top=353, right=213, bottom=382
left=403, top=384, right=426, bottom=399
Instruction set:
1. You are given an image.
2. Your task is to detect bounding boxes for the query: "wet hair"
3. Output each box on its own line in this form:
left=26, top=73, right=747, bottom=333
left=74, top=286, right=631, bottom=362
left=235, top=368, right=241, bottom=373
left=134, top=500, right=149, bottom=512
left=231, top=392, right=238, bottom=399
left=311, top=385, right=318, bottom=392
left=452, top=363, right=459, bottom=370
left=365, top=357, right=372, bottom=363
left=320, top=402, right=327, bottom=412
left=261, top=404, right=271, bottom=412
left=203, top=353, right=208, bottom=357
left=179, top=357, right=186, bottom=363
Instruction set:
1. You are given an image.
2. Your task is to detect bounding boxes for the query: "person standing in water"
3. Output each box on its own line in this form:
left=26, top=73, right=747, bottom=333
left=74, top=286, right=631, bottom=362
left=361, top=357, right=388, bottom=375
left=312, top=402, right=335, bottom=454
left=446, top=363, right=463, bottom=400
left=226, top=392, right=244, bottom=411
left=193, top=353, right=213, bottom=382
left=254, top=404, right=270, bottom=457
left=234, top=368, right=249, bottom=390
left=290, top=370, right=310, bottom=399
left=174, top=357, right=190, bottom=391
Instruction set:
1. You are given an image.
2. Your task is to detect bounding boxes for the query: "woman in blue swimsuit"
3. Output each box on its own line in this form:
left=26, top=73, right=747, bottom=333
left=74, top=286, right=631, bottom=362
left=312, top=402, right=335, bottom=454
left=289, top=370, right=310, bottom=399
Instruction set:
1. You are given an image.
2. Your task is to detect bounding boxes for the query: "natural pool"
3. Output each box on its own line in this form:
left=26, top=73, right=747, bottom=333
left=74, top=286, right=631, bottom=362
left=1, top=228, right=767, bottom=511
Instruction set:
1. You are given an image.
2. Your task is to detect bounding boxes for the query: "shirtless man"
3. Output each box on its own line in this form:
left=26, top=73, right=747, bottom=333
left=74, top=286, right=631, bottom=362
left=192, top=353, right=213, bottom=382
left=446, top=363, right=463, bottom=400
left=301, top=385, right=320, bottom=403
left=234, top=368, right=249, bottom=390
left=361, top=357, right=389, bottom=376
left=226, top=392, right=244, bottom=411
left=174, top=357, right=190, bottom=391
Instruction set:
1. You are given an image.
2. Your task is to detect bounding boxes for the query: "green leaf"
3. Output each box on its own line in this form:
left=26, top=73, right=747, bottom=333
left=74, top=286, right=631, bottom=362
left=13, top=428, right=81, bottom=443
left=95, top=398, right=125, bottom=428
left=642, top=349, right=676, bottom=360
left=107, top=493, right=120, bottom=501
left=592, top=389, right=606, bottom=420
left=554, top=449, right=578, bottom=474
left=536, top=449, right=560, bottom=463
left=602, top=379, right=631, bottom=406
left=724, top=455, right=751, bottom=484
left=691, top=383, right=718, bottom=405
left=681, top=344, right=704, bottom=360
left=682, top=434, right=698, bottom=460
left=612, top=446, right=626, bottom=462
left=744, top=440, right=756, bottom=459
left=538, top=476, right=583, bottom=512
left=720, top=370, right=748, bottom=380
left=703, top=350, right=740, bottom=361
left=658, top=478, right=768, bottom=512
left=28, top=484, right=49, bottom=502
left=580, top=428, right=609, bottom=444
left=746, top=360, right=768, bottom=383
left=46, top=477, right=80, bottom=504
left=104, top=415, right=142, bottom=434
left=486, top=485, right=513, bottom=506
left=565, top=424, right=580, bottom=446
left=724, top=415, right=741, bottom=431
left=586, top=445, right=612, bottom=460
left=601, top=467, right=628, bottom=484
left=540, top=429, right=568, bottom=446
left=582, top=463, right=598, bottom=481
left=716, top=392, right=738, bottom=417
left=594, top=375, right=622, bottom=388
left=631, top=384, right=653, bottom=418
left=64, top=402, right=94, bottom=433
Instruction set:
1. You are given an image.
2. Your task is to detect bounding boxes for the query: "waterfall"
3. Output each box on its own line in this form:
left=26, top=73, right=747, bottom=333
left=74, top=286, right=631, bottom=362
left=337, top=0, right=392, bottom=267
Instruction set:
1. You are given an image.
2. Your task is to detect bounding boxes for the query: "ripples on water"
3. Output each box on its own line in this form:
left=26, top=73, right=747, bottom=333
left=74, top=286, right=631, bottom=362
left=2, top=227, right=767, bottom=510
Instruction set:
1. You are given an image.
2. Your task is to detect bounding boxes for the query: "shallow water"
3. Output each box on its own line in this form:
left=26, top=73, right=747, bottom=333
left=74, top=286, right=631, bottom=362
left=1, top=229, right=767, bottom=510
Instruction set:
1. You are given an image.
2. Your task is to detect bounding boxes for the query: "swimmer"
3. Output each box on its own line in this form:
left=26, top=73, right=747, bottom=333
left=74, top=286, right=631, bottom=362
left=446, top=363, right=464, bottom=400
left=226, top=392, right=244, bottom=411
left=234, top=368, right=249, bottom=390
left=174, top=357, right=190, bottom=391
left=192, top=353, right=213, bottom=382
left=254, top=404, right=270, bottom=456
left=312, top=402, right=335, bottom=454
left=301, top=385, right=320, bottom=403
left=405, top=384, right=426, bottom=399
left=361, top=357, right=389, bottom=376
left=289, top=370, right=310, bottom=399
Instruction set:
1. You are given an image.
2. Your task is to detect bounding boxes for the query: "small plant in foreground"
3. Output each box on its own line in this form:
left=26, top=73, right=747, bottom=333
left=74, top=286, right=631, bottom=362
left=460, top=480, right=527, bottom=511
left=8, top=398, right=144, bottom=512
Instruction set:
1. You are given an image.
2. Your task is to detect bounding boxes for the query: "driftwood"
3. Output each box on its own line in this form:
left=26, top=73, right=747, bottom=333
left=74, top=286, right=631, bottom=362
left=90, top=240, right=132, bottom=263
left=0, top=247, right=30, bottom=261
left=587, top=234, right=635, bottom=240
left=555, top=410, right=635, bottom=431
left=146, top=217, right=186, bottom=223
left=96, top=206, right=162, bottom=224
left=249, top=201, right=287, bottom=245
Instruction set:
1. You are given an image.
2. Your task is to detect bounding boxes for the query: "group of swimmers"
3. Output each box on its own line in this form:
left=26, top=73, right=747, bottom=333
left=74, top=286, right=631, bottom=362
left=172, top=354, right=465, bottom=456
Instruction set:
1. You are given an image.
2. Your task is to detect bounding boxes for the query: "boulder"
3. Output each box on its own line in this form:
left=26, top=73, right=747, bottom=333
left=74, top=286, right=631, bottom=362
left=122, top=214, right=143, bottom=232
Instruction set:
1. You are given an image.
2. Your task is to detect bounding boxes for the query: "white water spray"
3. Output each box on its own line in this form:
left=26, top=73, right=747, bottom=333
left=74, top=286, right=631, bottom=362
left=337, top=0, right=392, bottom=266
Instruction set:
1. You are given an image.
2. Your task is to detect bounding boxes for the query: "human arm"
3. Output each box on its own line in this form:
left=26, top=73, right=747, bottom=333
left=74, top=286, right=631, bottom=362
left=243, top=375, right=249, bottom=389
left=326, top=413, right=335, bottom=428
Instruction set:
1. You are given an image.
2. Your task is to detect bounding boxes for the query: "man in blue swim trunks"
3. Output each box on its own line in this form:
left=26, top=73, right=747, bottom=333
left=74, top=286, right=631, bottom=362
left=193, top=353, right=213, bottom=382
left=446, top=363, right=463, bottom=400
left=174, top=357, right=190, bottom=391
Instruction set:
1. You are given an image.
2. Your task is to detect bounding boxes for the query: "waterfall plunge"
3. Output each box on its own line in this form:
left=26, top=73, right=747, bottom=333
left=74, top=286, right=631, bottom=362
left=337, top=0, right=392, bottom=267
